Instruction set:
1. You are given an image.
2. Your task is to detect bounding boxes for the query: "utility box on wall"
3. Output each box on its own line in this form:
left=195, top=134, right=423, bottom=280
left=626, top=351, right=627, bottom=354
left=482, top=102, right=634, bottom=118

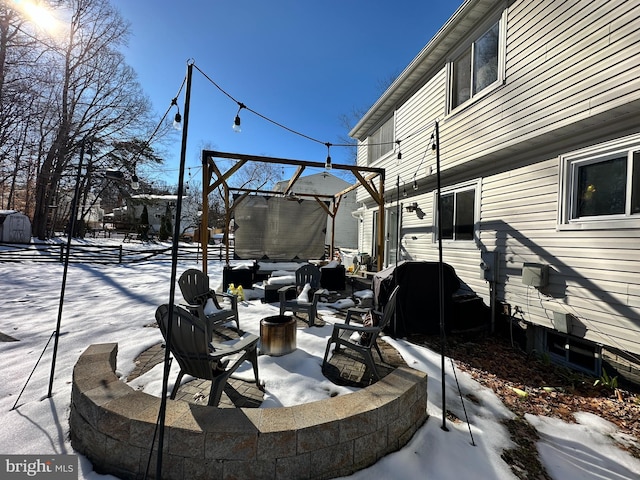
left=553, top=311, right=574, bottom=334
left=522, top=263, right=549, bottom=287
left=480, top=251, right=496, bottom=282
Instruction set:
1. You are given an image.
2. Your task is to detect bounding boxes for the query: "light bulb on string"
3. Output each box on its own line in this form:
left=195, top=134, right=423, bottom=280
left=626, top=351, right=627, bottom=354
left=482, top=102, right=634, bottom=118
left=171, top=97, right=182, bottom=131
left=325, top=143, right=332, bottom=170
left=413, top=175, right=418, bottom=191
left=233, top=103, right=246, bottom=133
left=396, top=140, right=402, bottom=163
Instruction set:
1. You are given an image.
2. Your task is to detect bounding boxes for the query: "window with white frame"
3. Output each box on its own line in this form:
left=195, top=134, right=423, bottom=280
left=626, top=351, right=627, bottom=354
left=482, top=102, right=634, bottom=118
left=561, top=141, right=640, bottom=227
left=449, top=15, right=503, bottom=111
left=367, top=116, right=394, bottom=164
left=435, top=183, right=478, bottom=241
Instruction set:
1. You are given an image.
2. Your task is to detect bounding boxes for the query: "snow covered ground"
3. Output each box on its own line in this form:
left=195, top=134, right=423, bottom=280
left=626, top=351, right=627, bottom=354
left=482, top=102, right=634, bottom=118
left=1, top=239, right=639, bottom=479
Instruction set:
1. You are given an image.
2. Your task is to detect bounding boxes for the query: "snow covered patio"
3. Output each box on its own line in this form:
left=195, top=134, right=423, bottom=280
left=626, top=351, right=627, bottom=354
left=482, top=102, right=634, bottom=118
left=67, top=283, right=428, bottom=479
left=2, top=246, right=640, bottom=479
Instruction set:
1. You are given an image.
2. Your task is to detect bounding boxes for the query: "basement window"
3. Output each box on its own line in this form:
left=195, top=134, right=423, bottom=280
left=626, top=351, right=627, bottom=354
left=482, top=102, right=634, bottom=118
left=546, top=331, right=601, bottom=375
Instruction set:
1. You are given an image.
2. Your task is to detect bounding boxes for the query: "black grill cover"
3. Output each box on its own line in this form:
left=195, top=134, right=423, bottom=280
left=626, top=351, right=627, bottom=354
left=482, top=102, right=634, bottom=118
left=373, top=261, right=461, bottom=336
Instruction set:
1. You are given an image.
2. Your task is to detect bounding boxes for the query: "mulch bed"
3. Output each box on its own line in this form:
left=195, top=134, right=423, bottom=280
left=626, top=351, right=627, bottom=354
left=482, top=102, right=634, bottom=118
left=407, top=332, right=640, bottom=478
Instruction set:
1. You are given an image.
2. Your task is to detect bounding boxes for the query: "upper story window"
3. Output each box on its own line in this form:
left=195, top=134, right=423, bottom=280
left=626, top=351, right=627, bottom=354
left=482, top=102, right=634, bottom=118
left=367, top=116, right=394, bottom=164
left=449, top=12, right=505, bottom=112
left=559, top=136, right=640, bottom=229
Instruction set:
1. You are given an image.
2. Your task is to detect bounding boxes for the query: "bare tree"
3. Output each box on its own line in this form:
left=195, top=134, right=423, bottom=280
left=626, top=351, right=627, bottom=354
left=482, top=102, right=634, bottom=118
left=0, top=2, right=49, bottom=211
left=0, top=0, right=157, bottom=239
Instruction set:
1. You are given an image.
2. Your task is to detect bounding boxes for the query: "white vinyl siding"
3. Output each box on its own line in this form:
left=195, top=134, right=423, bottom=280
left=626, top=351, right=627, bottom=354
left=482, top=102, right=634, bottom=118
left=442, top=0, right=640, bottom=173
left=353, top=0, right=640, bottom=357
left=481, top=156, right=640, bottom=356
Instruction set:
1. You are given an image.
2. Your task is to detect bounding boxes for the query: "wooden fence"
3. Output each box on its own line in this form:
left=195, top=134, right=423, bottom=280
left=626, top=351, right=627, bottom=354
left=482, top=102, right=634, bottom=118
left=0, top=242, right=229, bottom=264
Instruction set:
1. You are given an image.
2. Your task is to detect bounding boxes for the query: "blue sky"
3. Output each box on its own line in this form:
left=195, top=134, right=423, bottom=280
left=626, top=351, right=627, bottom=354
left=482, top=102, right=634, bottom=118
left=112, top=0, right=462, bottom=186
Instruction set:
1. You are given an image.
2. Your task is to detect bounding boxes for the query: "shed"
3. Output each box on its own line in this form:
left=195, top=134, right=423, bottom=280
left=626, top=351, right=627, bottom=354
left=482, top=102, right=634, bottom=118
left=0, top=211, right=32, bottom=243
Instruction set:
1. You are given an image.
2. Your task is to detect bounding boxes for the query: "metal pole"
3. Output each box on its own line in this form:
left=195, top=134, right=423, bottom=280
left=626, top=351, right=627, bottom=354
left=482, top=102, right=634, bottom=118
left=435, top=121, right=449, bottom=432
left=156, top=62, right=193, bottom=479
left=396, top=175, right=400, bottom=270
left=48, top=138, right=87, bottom=398
left=201, top=150, right=209, bottom=273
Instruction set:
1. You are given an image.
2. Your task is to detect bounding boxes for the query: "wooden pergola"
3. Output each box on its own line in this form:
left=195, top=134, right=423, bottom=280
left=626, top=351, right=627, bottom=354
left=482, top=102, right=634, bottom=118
left=199, top=150, right=386, bottom=273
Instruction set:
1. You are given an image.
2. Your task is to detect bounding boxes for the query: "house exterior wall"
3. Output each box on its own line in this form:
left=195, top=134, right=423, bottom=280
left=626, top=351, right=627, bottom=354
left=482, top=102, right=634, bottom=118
left=351, top=0, right=640, bottom=360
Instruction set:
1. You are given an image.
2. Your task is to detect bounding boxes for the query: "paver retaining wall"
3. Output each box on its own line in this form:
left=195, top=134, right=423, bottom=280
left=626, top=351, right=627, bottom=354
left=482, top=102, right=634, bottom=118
left=70, top=343, right=428, bottom=480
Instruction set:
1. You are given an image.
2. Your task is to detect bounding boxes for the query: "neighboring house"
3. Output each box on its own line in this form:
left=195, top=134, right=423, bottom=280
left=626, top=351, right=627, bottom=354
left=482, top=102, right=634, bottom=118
left=57, top=191, right=104, bottom=232
left=112, top=195, right=198, bottom=237
left=350, top=0, right=640, bottom=379
left=274, top=172, right=358, bottom=250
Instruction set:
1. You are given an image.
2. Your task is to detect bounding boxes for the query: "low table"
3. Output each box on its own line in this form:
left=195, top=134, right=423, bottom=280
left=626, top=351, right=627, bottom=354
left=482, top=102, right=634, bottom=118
left=260, top=315, right=297, bottom=356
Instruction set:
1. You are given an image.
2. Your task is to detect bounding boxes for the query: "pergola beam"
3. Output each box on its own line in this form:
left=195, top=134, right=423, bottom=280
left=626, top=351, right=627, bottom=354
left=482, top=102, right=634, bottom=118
left=200, top=150, right=385, bottom=270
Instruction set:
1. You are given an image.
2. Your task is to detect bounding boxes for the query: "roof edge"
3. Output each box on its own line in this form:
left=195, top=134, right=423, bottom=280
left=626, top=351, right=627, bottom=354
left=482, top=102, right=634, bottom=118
left=349, top=0, right=482, bottom=139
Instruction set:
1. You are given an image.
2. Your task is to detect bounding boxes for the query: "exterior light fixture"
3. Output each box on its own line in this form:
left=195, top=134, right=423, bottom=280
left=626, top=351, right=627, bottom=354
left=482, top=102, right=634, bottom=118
left=130, top=174, right=140, bottom=190
left=405, top=202, right=418, bottom=212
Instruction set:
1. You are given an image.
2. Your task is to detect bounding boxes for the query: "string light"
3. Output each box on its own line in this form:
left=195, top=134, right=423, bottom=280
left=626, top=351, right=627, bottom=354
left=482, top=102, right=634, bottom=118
left=171, top=97, right=182, bottom=131
left=192, top=63, right=434, bottom=171
left=149, top=64, right=444, bottom=185
left=325, top=143, right=332, bottom=170
left=131, top=164, right=140, bottom=190
left=233, top=102, right=245, bottom=133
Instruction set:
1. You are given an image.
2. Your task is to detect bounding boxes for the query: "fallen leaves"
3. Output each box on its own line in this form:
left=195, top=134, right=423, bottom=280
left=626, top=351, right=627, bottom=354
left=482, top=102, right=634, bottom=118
left=410, top=333, right=640, bottom=447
